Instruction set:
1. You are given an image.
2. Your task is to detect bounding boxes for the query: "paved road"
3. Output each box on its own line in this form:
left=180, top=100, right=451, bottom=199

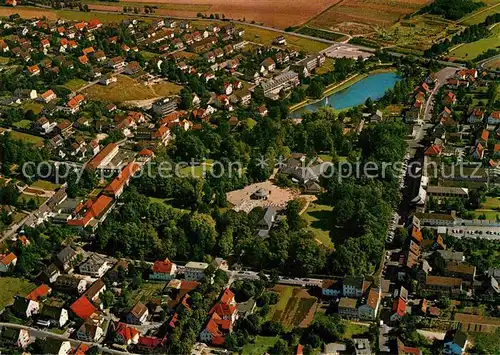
left=0, top=322, right=136, bottom=355
left=423, top=66, right=458, bottom=122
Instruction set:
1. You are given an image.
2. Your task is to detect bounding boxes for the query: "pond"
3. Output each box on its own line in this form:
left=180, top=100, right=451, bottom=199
left=290, top=72, right=400, bottom=117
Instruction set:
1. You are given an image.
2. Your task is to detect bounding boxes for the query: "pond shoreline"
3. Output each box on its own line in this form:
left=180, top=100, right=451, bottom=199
left=289, top=67, right=397, bottom=114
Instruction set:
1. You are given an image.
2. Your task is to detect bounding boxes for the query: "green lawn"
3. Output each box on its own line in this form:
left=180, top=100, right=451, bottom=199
left=481, top=197, right=500, bottom=209
left=64, top=78, right=88, bottom=91
left=0, top=277, right=37, bottom=310
left=17, top=193, right=48, bottom=207
left=449, top=26, right=500, bottom=60
left=462, top=3, right=500, bottom=25
left=129, top=282, right=165, bottom=304
left=140, top=51, right=158, bottom=60
left=0, top=57, right=10, bottom=64
left=12, top=120, right=32, bottom=129
left=302, top=202, right=334, bottom=248
left=8, top=131, right=44, bottom=146
left=31, top=180, right=60, bottom=191
left=266, top=286, right=293, bottom=321
left=342, top=321, right=369, bottom=339
left=240, top=336, right=279, bottom=355
left=21, top=102, right=44, bottom=114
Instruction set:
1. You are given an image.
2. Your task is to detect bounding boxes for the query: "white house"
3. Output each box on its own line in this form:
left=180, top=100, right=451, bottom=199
left=149, top=259, right=177, bottom=281
left=184, top=261, right=209, bottom=281
left=79, top=254, right=110, bottom=278
left=13, top=297, right=39, bottom=318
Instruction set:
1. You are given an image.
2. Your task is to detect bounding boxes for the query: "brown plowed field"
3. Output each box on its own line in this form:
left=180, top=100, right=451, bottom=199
left=309, top=0, right=431, bottom=34
left=119, top=0, right=343, bottom=28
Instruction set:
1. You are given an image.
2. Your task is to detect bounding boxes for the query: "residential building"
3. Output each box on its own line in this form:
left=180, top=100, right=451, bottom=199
left=76, top=322, right=104, bottom=342
left=261, top=70, right=299, bottom=99
left=150, top=258, right=177, bottom=281
left=390, top=297, right=406, bottom=323
left=39, top=306, right=69, bottom=328
left=70, top=296, right=97, bottom=321
left=443, top=329, right=468, bottom=355
left=0, top=252, right=17, bottom=272
left=353, top=338, right=373, bottom=355
left=86, top=142, right=119, bottom=170
left=152, top=97, right=178, bottom=117
left=343, top=276, right=364, bottom=298
left=358, top=288, right=381, bottom=320
left=338, top=297, right=358, bottom=318
left=54, top=275, right=87, bottom=294
left=438, top=250, right=465, bottom=263
left=113, top=322, right=140, bottom=345
left=184, top=261, right=209, bottom=281
left=321, top=279, right=342, bottom=297
left=13, top=296, right=39, bottom=318
left=103, top=163, right=141, bottom=198
left=127, top=302, right=149, bottom=325
left=84, top=279, right=106, bottom=302
left=445, top=262, right=476, bottom=282
left=257, top=207, right=277, bottom=237
left=41, top=263, right=61, bottom=284
left=424, top=275, right=462, bottom=295
left=79, top=254, right=110, bottom=278
left=0, top=328, right=32, bottom=348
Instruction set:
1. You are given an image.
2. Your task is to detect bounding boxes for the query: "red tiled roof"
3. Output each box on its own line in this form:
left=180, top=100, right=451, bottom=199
left=480, top=129, right=489, bottom=141
left=41, top=89, right=55, bottom=100
left=490, top=111, right=500, bottom=120
left=86, top=143, right=117, bottom=170
left=220, top=288, right=234, bottom=305
left=138, top=149, right=154, bottom=157
left=115, top=322, right=140, bottom=342
left=26, top=284, right=51, bottom=301
left=74, top=343, right=89, bottom=355
left=71, top=296, right=97, bottom=320
left=392, top=297, right=406, bottom=317
left=159, top=111, right=186, bottom=126
left=138, top=336, right=164, bottom=349
left=104, top=163, right=141, bottom=196
left=151, top=259, right=174, bottom=274
left=0, top=252, right=17, bottom=265
left=411, top=226, right=423, bottom=243
left=89, top=195, right=113, bottom=218
left=424, top=144, right=442, bottom=156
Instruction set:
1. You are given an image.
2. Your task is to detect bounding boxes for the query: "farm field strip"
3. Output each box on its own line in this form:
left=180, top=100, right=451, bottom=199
left=114, top=0, right=342, bottom=29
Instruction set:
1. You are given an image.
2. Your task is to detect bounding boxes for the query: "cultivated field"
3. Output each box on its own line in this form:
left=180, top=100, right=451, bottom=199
left=267, top=285, right=318, bottom=330
left=119, top=0, right=342, bottom=29
left=83, top=74, right=181, bottom=103
left=371, top=14, right=459, bottom=53
left=308, top=0, right=431, bottom=35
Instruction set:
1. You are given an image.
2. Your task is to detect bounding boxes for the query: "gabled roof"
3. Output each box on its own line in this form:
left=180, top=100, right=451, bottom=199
left=424, top=144, right=442, bottom=156
left=71, top=295, right=97, bottom=320
left=392, top=297, right=406, bottom=317
left=129, top=302, right=148, bottom=319
left=26, top=284, right=51, bottom=301
left=103, top=163, right=141, bottom=196
left=444, top=329, right=467, bottom=348
left=114, top=322, right=140, bottom=341
left=0, top=252, right=17, bottom=265
left=151, top=259, right=175, bottom=274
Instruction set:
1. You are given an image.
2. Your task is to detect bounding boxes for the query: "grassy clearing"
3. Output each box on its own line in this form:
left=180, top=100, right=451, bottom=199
left=237, top=24, right=329, bottom=52
left=12, top=212, right=27, bottom=224
left=302, top=202, right=333, bottom=248
left=83, top=0, right=211, bottom=12
left=462, top=3, right=500, bottom=25
left=267, top=285, right=317, bottom=330
left=0, top=277, right=37, bottom=310
left=342, top=321, right=369, bottom=339
left=316, top=57, right=334, bottom=75
left=31, top=180, right=60, bottom=191
left=83, top=74, right=180, bottom=103
left=8, top=131, right=44, bottom=146
left=12, top=120, right=32, bottom=129
left=0, top=57, right=10, bottom=64
left=245, top=118, right=257, bottom=129
left=64, top=78, right=88, bottom=91
left=140, top=51, right=158, bottom=60
left=449, top=26, right=500, bottom=60
left=56, top=10, right=141, bottom=23
left=18, top=193, right=48, bottom=207
left=240, top=336, right=279, bottom=355
left=21, top=102, right=44, bottom=114
left=129, top=282, right=165, bottom=304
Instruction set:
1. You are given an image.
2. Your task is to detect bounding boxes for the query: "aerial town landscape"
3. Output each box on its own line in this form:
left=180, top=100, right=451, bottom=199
left=0, top=0, right=498, bottom=354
